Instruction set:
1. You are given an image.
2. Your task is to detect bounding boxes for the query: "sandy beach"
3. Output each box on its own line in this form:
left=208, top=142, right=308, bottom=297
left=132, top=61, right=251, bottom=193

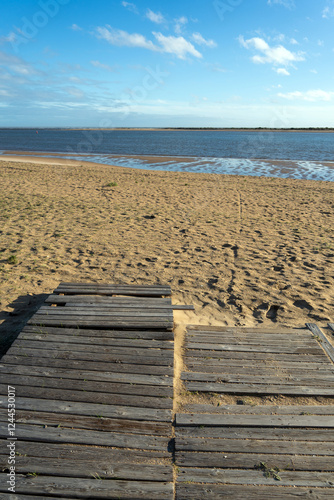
left=0, top=156, right=333, bottom=352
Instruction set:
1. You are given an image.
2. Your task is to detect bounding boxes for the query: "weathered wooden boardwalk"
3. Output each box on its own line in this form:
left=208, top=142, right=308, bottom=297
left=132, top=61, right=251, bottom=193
left=0, top=283, right=176, bottom=499
left=1, top=286, right=334, bottom=498
left=176, top=325, right=334, bottom=499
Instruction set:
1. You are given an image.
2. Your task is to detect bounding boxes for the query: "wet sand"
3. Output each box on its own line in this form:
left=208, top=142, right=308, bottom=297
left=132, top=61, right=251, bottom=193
left=0, top=156, right=333, bottom=351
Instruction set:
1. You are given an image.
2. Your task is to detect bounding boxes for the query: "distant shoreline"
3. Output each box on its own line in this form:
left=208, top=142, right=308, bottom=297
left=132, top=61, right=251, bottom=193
left=1, top=127, right=334, bottom=133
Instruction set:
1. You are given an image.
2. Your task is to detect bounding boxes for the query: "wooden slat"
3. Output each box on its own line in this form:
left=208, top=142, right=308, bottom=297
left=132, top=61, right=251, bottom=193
left=0, top=373, right=173, bottom=397
left=28, top=316, right=173, bottom=329
left=0, top=439, right=170, bottom=460
left=6, top=346, right=174, bottom=366
left=0, top=364, right=174, bottom=388
left=176, top=413, right=334, bottom=427
left=0, top=384, right=172, bottom=409
left=1, top=475, right=174, bottom=499
left=58, top=283, right=171, bottom=290
left=176, top=483, right=334, bottom=499
left=12, top=339, right=174, bottom=358
left=175, top=436, right=334, bottom=455
left=37, top=306, right=174, bottom=317
left=185, top=360, right=334, bottom=374
left=0, top=408, right=170, bottom=435
left=181, top=404, right=334, bottom=415
left=328, top=323, right=334, bottom=332
left=0, top=396, right=172, bottom=422
left=22, top=325, right=174, bottom=340
left=176, top=451, right=334, bottom=470
left=0, top=356, right=174, bottom=375
left=0, top=456, right=173, bottom=481
left=0, top=422, right=169, bottom=451
left=185, top=350, right=328, bottom=362
left=307, top=323, right=334, bottom=363
left=46, top=294, right=172, bottom=304
left=175, top=426, right=334, bottom=441
left=181, top=371, right=334, bottom=386
left=187, top=333, right=317, bottom=344
left=177, top=468, right=334, bottom=487
left=184, top=381, right=334, bottom=396
left=19, top=332, right=174, bottom=350
left=187, top=325, right=307, bottom=334
left=185, top=341, right=324, bottom=355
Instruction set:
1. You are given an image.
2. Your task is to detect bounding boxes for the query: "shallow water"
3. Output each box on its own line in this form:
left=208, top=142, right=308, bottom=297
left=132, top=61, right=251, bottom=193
left=1, top=129, right=334, bottom=181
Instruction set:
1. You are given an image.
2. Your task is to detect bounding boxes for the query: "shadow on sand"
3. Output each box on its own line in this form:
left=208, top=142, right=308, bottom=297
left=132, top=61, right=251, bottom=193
left=0, top=293, right=48, bottom=359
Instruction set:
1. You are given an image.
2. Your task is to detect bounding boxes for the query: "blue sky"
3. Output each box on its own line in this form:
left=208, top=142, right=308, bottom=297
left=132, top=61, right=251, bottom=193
left=0, top=0, right=334, bottom=127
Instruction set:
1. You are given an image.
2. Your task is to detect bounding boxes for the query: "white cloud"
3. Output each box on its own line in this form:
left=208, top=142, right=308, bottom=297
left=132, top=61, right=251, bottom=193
left=146, top=9, right=165, bottom=24
left=276, top=68, right=290, bottom=75
left=174, top=16, right=188, bottom=34
left=290, top=38, right=299, bottom=45
left=278, top=89, right=334, bottom=101
left=96, top=27, right=159, bottom=51
left=95, top=26, right=202, bottom=59
left=322, top=3, right=334, bottom=18
left=268, top=0, right=295, bottom=8
left=310, top=69, right=318, bottom=74
left=70, top=24, right=82, bottom=31
left=153, top=32, right=202, bottom=59
left=91, top=60, right=117, bottom=72
left=239, top=36, right=305, bottom=68
left=121, top=2, right=138, bottom=14
left=191, top=33, right=217, bottom=48
left=0, top=50, right=37, bottom=76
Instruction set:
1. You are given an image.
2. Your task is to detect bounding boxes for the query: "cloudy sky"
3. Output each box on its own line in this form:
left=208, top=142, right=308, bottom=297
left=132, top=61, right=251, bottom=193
left=1, top=0, right=334, bottom=127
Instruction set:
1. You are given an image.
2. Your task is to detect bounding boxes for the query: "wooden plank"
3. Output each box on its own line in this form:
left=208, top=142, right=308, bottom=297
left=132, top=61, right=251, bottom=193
left=22, top=325, right=174, bottom=340
left=0, top=422, right=169, bottom=451
left=181, top=371, right=334, bottom=386
left=19, top=332, right=174, bottom=350
left=176, top=413, right=334, bottom=427
left=1, top=475, right=174, bottom=499
left=175, top=437, right=334, bottom=455
left=0, top=409, right=170, bottom=435
left=175, top=426, right=334, bottom=441
left=1, top=456, right=173, bottom=481
left=12, top=339, right=174, bottom=358
left=176, top=483, right=334, bottom=499
left=185, top=342, right=324, bottom=355
left=307, top=323, right=334, bottom=364
left=46, top=294, right=172, bottom=304
left=181, top=404, right=334, bottom=415
left=28, top=317, right=174, bottom=329
left=0, top=365, right=174, bottom=388
left=37, top=306, right=174, bottom=317
left=0, top=439, right=170, bottom=460
left=177, top=468, right=334, bottom=487
left=54, top=288, right=171, bottom=297
left=187, top=325, right=307, bottom=334
left=1, top=356, right=174, bottom=375
left=184, top=381, right=334, bottom=396
left=184, top=350, right=328, bottom=362
left=58, top=282, right=171, bottom=290
left=328, top=323, right=334, bottom=332
left=0, top=396, right=172, bottom=421
left=176, top=451, right=334, bottom=471
left=185, top=360, right=334, bottom=375
left=0, top=373, right=173, bottom=397
left=5, top=347, right=174, bottom=366
left=29, top=313, right=173, bottom=323
left=0, top=384, right=172, bottom=409
left=186, top=334, right=317, bottom=345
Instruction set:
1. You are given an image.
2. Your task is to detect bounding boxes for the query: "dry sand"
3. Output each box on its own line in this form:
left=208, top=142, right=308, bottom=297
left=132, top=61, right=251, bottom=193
left=0, top=156, right=333, bottom=352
